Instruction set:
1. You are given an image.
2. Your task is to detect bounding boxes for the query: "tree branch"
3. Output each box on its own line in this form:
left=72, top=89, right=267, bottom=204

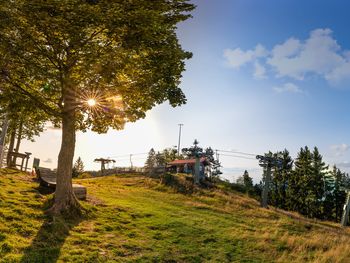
left=5, top=78, right=62, bottom=118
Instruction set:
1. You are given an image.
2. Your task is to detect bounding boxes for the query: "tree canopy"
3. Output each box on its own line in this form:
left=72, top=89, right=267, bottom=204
left=0, top=0, right=195, bottom=215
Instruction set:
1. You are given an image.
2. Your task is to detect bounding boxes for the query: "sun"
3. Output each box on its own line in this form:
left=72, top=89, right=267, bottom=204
left=87, top=98, right=97, bottom=107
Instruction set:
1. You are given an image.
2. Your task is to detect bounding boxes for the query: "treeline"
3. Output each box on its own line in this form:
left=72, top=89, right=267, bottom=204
left=257, top=147, right=350, bottom=222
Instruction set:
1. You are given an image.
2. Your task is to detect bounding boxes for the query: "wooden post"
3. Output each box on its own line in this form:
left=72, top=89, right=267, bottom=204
left=24, top=152, right=32, bottom=172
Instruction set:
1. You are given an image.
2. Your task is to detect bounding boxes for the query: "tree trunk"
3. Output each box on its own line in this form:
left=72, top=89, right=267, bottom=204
left=13, top=120, right=23, bottom=165
left=6, top=128, right=16, bottom=167
left=50, top=97, right=81, bottom=216
left=14, top=120, right=23, bottom=152
left=0, top=116, right=9, bottom=169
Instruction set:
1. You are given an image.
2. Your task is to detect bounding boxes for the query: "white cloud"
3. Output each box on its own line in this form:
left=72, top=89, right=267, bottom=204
left=268, top=28, right=346, bottom=80
left=330, top=143, right=350, bottom=156
left=253, top=61, right=266, bottom=79
left=325, top=61, right=350, bottom=84
left=271, top=38, right=301, bottom=59
left=254, top=44, right=268, bottom=57
left=224, top=44, right=267, bottom=68
left=224, top=28, right=350, bottom=86
left=273, top=82, right=303, bottom=94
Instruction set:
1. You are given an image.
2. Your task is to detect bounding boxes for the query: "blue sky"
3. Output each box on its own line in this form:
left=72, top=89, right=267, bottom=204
left=22, top=0, right=350, bottom=182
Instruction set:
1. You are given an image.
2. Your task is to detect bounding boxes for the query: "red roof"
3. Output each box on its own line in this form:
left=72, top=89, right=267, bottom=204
left=168, top=157, right=207, bottom=165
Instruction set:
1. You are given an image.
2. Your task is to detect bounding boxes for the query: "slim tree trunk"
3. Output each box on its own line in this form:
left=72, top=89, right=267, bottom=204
left=0, top=116, right=9, bottom=169
left=50, top=95, right=81, bottom=216
left=14, top=120, right=23, bottom=152
left=6, top=128, right=16, bottom=167
left=13, top=120, right=23, bottom=165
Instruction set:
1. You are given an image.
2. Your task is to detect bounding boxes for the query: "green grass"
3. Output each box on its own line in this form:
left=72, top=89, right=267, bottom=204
left=1, top=169, right=350, bottom=262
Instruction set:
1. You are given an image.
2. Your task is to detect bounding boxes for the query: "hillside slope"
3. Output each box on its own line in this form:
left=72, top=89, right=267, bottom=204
left=1, top=169, right=350, bottom=262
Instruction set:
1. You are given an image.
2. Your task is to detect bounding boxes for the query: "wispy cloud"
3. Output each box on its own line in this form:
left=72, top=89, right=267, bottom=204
left=273, top=82, right=303, bottom=94
left=224, top=28, right=350, bottom=87
left=337, top=161, right=350, bottom=168
left=330, top=143, right=350, bottom=156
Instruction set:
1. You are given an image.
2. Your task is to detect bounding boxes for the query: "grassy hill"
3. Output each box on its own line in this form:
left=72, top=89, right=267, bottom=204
left=1, top=170, right=350, bottom=262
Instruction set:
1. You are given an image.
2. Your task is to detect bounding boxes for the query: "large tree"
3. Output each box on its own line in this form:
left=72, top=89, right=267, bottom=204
left=286, top=146, right=313, bottom=215
left=0, top=0, right=194, bottom=215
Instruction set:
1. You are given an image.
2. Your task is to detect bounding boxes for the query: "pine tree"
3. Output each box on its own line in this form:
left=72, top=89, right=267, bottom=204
left=72, top=157, right=84, bottom=178
left=144, top=148, right=156, bottom=174
left=323, top=166, right=336, bottom=220
left=155, top=152, right=166, bottom=167
left=334, top=167, right=347, bottom=221
left=270, top=149, right=293, bottom=209
left=236, top=176, right=245, bottom=185
left=243, top=170, right=253, bottom=189
left=307, top=147, right=327, bottom=218
left=287, top=146, right=313, bottom=216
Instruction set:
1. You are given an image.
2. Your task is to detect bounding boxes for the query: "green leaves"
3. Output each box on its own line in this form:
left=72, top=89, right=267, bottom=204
left=0, top=0, right=194, bottom=133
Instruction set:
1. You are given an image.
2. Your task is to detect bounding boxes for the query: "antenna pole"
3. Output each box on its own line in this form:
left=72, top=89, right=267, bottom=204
left=177, top=124, right=184, bottom=156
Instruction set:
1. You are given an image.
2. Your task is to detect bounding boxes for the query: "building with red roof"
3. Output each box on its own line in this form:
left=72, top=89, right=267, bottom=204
left=167, top=157, right=210, bottom=176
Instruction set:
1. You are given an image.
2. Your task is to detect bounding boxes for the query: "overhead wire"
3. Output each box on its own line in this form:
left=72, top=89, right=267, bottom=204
left=219, top=154, right=257, bottom=161
left=216, top=149, right=257, bottom=157
left=108, top=152, right=148, bottom=158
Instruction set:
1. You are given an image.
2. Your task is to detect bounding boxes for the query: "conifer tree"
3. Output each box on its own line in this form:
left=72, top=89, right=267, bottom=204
left=287, top=146, right=313, bottom=215
left=323, top=166, right=337, bottom=220
left=145, top=148, right=157, bottom=174
left=243, top=170, right=253, bottom=189
left=334, top=167, right=347, bottom=221
left=155, top=151, right=166, bottom=167
left=72, top=157, right=84, bottom=178
left=306, top=147, right=327, bottom=218
left=270, top=149, right=293, bottom=209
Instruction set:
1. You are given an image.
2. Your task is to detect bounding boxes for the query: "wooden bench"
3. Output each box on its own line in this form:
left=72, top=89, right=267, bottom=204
left=35, top=167, right=87, bottom=200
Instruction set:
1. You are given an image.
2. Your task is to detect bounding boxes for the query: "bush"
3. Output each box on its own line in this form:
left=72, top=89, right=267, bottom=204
left=77, top=172, right=93, bottom=179
left=160, top=173, right=195, bottom=194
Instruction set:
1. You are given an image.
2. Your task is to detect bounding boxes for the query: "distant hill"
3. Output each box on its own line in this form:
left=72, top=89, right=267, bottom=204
left=0, top=169, right=350, bottom=262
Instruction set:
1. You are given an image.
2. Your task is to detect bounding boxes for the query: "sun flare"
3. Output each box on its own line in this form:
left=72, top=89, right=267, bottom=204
left=87, top=98, right=97, bottom=107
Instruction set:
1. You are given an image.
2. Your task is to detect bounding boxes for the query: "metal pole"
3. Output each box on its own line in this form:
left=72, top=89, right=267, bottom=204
left=341, top=192, right=350, bottom=226
left=194, top=156, right=200, bottom=184
left=101, top=161, right=105, bottom=176
left=261, top=163, right=271, bottom=208
left=0, top=116, right=9, bottom=169
left=177, top=124, right=183, bottom=156
left=130, top=154, right=133, bottom=170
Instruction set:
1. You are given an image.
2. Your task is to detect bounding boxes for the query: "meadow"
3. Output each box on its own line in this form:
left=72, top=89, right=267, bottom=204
left=1, top=169, right=350, bottom=262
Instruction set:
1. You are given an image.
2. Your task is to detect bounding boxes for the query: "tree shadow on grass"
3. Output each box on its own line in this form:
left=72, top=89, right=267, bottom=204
left=20, top=199, right=84, bottom=263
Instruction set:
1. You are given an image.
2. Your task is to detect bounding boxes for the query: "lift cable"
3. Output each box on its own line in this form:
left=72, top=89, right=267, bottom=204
left=215, top=149, right=257, bottom=157
left=219, top=154, right=256, bottom=161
